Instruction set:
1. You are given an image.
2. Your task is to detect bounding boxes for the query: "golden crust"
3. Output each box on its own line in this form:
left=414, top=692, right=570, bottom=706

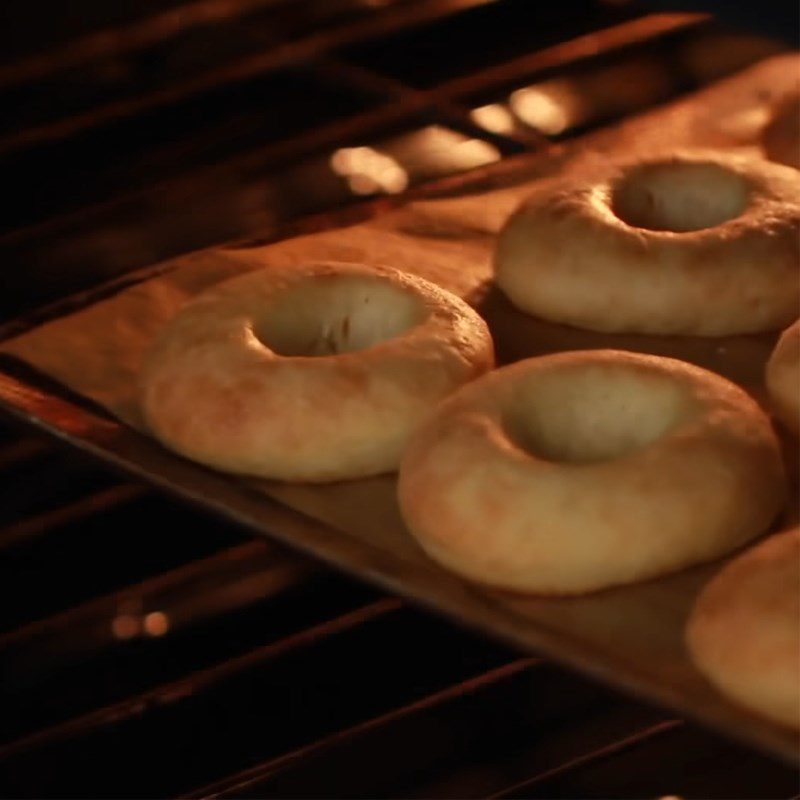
left=140, top=262, right=494, bottom=481
left=763, top=92, right=800, bottom=170
left=687, top=527, right=800, bottom=729
left=766, top=319, right=800, bottom=436
left=495, top=150, right=800, bottom=335
left=398, top=350, right=786, bottom=594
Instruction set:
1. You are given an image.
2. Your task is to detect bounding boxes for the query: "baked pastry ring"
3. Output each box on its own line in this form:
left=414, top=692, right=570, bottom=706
left=141, top=262, right=494, bottom=481
left=495, top=150, right=800, bottom=335
left=398, top=350, right=785, bottom=594
left=766, top=318, right=800, bottom=436
left=763, top=92, right=800, bottom=170
left=687, top=527, right=800, bottom=729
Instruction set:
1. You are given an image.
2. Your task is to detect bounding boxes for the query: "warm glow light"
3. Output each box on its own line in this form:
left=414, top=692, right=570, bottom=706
left=143, top=611, right=170, bottom=637
left=112, top=614, right=140, bottom=640
left=329, top=146, right=409, bottom=195
left=470, top=103, right=516, bottom=135
left=509, top=84, right=579, bottom=135
left=386, top=125, right=500, bottom=176
left=450, top=138, right=501, bottom=166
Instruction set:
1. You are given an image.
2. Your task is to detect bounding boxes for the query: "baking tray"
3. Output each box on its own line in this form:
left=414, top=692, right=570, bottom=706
left=1, top=54, right=798, bottom=764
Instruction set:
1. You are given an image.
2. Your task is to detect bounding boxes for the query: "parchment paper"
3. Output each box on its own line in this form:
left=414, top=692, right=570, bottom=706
left=2, top=54, right=798, bottom=756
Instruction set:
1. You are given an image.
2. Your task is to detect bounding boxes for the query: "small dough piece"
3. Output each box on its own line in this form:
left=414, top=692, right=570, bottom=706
left=766, top=318, right=800, bottom=436
left=398, top=350, right=786, bottom=594
left=495, top=150, right=800, bottom=335
left=763, top=92, right=800, bottom=170
left=687, top=527, right=800, bottom=729
left=140, top=262, right=494, bottom=481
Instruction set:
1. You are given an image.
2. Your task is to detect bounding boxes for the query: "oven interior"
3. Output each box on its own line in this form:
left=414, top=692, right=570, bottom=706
left=0, top=1, right=798, bottom=797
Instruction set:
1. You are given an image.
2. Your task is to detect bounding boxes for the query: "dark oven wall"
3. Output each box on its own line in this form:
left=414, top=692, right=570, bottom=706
left=0, top=2, right=798, bottom=798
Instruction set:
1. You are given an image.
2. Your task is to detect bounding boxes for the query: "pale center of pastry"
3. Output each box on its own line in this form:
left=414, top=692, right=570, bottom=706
left=506, top=367, right=691, bottom=464
left=254, top=275, right=426, bottom=356
left=611, top=161, right=749, bottom=232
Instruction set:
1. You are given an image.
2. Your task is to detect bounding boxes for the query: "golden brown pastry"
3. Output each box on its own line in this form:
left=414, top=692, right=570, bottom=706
left=687, top=527, right=800, bottom=729
left=140, top=262, right=494, bottom=481
left=766, top=318, right=800, bottom=436
left=495, top=150, right=800, bottom=335
left=398, top=350, right=785, bottom=594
